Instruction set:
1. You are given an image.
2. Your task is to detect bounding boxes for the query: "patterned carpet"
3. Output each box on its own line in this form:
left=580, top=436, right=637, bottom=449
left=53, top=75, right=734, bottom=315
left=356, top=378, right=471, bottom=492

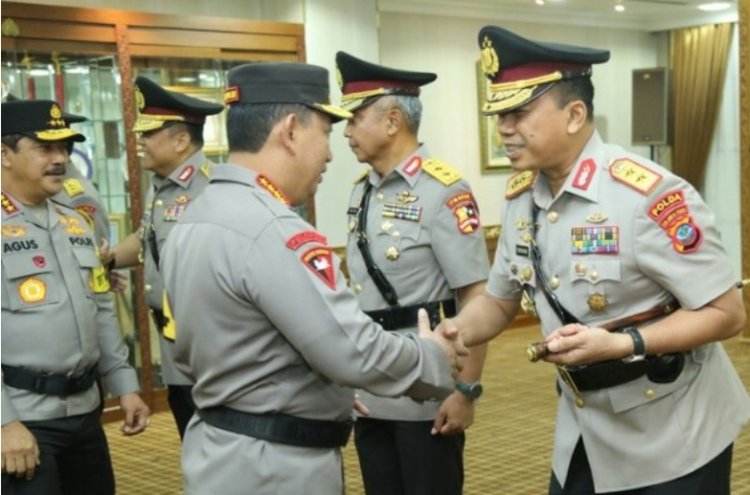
left=104, top=324, right=750, bottom=494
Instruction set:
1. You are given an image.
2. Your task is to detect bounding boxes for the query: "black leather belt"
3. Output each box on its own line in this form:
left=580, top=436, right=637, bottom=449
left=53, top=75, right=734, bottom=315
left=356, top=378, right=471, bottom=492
left=365, top=299, right=456, bottom=331
left=2, top=364, right=98, bottom=396
left=562, top=360, right=649, bottom=392
left=197, top=406, right=352, bottom=449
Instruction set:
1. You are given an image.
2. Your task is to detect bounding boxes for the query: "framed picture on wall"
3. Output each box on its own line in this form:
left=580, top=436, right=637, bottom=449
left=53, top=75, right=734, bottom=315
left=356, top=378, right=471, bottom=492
left=476, top=60, right=511, bottom=173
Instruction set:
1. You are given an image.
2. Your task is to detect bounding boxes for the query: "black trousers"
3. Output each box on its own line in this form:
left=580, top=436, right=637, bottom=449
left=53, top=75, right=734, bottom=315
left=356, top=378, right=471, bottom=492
left=1, top=411, right=115, bottom=495
left=354, top=417, right=465, bottom=495
left=167, top=384, right=196, bottom=440
left=549, top=438, right=733, bottom=495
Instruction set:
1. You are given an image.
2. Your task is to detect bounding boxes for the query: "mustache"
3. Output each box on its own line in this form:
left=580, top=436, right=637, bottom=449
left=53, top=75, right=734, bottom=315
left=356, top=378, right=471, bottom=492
left=45, top=165, right=66, bottom=176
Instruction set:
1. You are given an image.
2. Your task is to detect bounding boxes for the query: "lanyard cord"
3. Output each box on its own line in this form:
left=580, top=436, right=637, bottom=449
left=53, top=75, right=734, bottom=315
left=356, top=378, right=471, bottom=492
left=356, top=181, right=399, bottom=306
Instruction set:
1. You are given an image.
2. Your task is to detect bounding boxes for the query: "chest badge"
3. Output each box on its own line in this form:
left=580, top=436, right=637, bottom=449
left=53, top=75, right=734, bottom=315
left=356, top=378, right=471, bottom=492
left=385, top=246, right=400, bottom=260
left=587, top=293, right=608, bottom=312
left=585, top=212, right=608, bottom=224
left=19, top=277, right=46, bottom=304
left=396, top=191, right=419, bottom=204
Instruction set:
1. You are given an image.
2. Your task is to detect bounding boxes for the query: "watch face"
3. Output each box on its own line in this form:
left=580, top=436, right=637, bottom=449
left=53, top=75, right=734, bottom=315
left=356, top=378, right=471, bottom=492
left=458, top=382, right=483, bottom=399
left=469, top=383, right=483, bottom=399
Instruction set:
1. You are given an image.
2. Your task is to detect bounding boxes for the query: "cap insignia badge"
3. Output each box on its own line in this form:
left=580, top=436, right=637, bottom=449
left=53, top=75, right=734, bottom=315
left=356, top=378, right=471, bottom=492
left=336, top=68, right=344, bottom=90
left=480, top=36, right=500, bottom=78
left=135, top=86, right=145, bottom=111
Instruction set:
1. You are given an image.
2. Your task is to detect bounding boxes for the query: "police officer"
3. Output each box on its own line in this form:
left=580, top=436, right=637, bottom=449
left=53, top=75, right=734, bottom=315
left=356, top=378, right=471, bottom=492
left=105, top=76, right=223, bottom=438
left=336, top=51, right=489, bottom=495
left=0, top=96, right=109, bottom=245
left=160, top=62, right=467, bottom=495
left=446, top=25, right=750, bottom=494
left=1, top=99, right=150, bottom=495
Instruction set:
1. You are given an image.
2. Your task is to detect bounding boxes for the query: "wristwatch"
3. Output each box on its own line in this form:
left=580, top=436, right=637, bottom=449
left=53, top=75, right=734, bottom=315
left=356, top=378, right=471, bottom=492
left=621, top=326, right=646, bottom=363
left=455, top=381, right=483, bottom=401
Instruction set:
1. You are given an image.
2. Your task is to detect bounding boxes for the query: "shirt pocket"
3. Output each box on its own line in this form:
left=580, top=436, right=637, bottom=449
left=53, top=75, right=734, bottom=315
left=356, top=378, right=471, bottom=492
left=71, top=246, right=104, bottom=296
left=375, top=221, right=422, bottom=274
left=507, top=258, right=537, bottom=290
left=1, top=253, right=62, bottom=311
left=569, top=259, right=622, bottom=317
left=608, top=354, right=701, bottom=414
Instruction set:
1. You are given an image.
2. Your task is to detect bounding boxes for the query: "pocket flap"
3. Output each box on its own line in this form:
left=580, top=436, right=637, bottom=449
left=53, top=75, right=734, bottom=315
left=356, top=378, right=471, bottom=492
left=71, top=247, right=101, bottom=268
left=569, top=259, right=621, bottom=285
left=1, top=252, right=53, bottom=279
left=608, top=356, right=700, bottom=413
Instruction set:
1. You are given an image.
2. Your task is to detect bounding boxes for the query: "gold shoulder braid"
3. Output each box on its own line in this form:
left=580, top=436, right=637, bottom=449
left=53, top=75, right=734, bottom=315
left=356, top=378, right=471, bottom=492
left=609, top=158, right=662, bottom=195
left=422, top=158, right=461, bottom=186
left=353, top=169, right=369, bottom=184
left=505, top=170, right=537, bottom=199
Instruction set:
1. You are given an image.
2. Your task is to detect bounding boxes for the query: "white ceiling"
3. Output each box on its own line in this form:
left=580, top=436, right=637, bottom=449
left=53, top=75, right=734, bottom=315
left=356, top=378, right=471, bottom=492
left=378, top=0, right=739, bottom=31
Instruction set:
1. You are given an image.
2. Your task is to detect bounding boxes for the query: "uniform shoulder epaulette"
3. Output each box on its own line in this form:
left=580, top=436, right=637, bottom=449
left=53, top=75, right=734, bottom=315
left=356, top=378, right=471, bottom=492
left=63, top=178, right=85, bottom=197
left=609, top=158, right=662, bottom=195
left=200, top=162, right=212, bottom=179
left=353, top=169, right=369, bottom=184
left=422, top=158, right=461, bottom=186
left=1, top=192, right=21, bottom=217
left=505, top=170, right=537, bottom=199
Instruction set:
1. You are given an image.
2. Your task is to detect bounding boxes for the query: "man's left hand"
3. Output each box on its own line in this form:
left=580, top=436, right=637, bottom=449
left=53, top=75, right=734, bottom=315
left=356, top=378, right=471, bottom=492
left=431, top=391, right=475, bottom=436
left=119, top=392, right=150, bottom=436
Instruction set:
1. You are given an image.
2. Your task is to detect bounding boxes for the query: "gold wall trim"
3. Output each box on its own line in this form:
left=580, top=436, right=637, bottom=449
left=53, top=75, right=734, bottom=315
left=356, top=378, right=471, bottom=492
left=740, top=0, right=750, bottom=339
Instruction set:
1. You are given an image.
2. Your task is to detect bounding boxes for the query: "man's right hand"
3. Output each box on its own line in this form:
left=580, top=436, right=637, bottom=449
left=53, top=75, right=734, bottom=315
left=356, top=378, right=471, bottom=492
left=417, top=309, right=468, bottom=379
left=1, top=421, right=40, bottom=480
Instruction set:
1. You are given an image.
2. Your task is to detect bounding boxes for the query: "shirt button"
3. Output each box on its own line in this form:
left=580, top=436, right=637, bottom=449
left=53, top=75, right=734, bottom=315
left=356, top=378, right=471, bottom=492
left=547, top=211, right=559, bottom=223
left=376, top=192, right=384, bottom=201
left=144, top=284, right=152, bottom=293
left=589, top=270, right=599, bottom=281
left=549, top=276, right=560, bottom=289
left=353, top=284, right=363, bottom=294
left=645, top=389, right=655, bottom=399
left=155, top=199, right=164, bottom=207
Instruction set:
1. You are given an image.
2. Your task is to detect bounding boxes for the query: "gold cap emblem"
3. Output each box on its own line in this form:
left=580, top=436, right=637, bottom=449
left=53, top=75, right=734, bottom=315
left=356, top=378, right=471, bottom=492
left=336, top=67, right=344, bottom=91
left=50, top=104, right=62, bottom=119
left=135, top=85, right=145, bottom=111
left=480, top=36, right=500, bottom=78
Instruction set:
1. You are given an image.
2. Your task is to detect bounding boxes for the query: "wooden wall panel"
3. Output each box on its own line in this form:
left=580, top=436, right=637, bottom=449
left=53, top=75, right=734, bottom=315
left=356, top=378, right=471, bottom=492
left=127, top=28, right=299, bottom=53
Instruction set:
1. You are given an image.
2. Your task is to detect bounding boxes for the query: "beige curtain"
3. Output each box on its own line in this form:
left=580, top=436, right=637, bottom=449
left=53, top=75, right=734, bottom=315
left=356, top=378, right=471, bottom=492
left=670, top=23, right=732, bottom=188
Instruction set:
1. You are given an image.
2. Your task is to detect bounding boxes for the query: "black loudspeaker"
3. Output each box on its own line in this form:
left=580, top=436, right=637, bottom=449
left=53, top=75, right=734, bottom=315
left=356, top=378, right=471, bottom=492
left=631, top=67, right=671, bottom=146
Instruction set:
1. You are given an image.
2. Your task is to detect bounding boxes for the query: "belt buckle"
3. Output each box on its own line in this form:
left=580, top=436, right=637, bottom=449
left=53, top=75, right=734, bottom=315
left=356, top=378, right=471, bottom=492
left=557, top=366, right=585, bottom=408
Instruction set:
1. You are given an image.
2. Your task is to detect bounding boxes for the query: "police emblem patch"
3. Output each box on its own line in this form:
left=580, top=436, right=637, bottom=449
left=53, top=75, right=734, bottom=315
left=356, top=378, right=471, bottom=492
left=446, top=192, right=481, bottom=234
left=301, top=247, right=336, bottom=290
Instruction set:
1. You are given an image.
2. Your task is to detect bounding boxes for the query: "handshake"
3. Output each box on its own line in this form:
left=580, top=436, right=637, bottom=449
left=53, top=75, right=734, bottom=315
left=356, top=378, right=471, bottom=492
left=415, top=309, right=468, bottom=379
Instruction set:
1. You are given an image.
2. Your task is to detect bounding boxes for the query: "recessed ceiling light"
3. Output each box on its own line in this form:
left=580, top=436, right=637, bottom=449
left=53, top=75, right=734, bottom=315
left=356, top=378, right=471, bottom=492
left=698, top=2, right=731, bottom=11
left=535, top=0, right=544, bottom=5
left=615, top=4, right=625, bottom=12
